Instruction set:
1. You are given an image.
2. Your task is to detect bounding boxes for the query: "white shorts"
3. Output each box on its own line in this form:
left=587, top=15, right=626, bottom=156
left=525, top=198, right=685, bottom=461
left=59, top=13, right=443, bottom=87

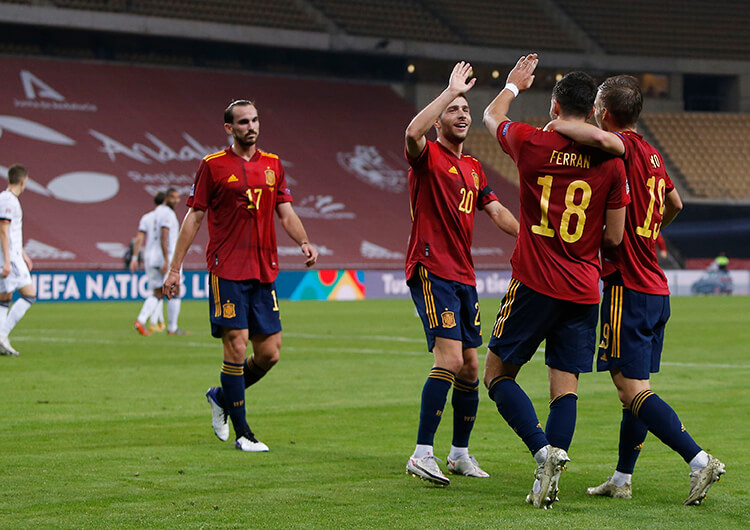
left=147, top=267, right=165, bottom=291
left=147, top=267, right=183, bottom=292
left=0, top=256, right=32, bottom=293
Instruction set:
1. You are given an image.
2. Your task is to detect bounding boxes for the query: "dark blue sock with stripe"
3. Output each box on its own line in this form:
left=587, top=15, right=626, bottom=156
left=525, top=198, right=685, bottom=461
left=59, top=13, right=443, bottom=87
left=220, top=361, right=250, bottom=437
left=545, top=393, right=578, bottom=451
left=489, top=377, right=548, bottom=455
left=244, top=356, right=268, bottom=388
left=451, top=378, right=479, bottom=448
left=631, top=390, right=701, bottom=463
left=616, top=407, right=648, bottom=474
left=416, top=367, right=455, bottom=446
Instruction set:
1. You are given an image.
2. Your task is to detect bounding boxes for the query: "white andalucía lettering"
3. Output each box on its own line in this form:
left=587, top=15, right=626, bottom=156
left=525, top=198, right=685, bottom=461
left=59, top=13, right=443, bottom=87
left=89, top=129, right=221, bottom=164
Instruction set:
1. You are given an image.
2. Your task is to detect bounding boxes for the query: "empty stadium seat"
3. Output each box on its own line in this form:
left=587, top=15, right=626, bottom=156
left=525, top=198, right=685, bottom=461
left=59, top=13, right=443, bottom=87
left=641, top=113, right=750, bottom=199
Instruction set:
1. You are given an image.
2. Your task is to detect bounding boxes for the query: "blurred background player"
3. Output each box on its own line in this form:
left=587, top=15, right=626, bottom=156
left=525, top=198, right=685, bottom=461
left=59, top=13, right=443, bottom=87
left=482, top=55, right=629, bottom=508
left=546, top=75, right=725, bottom=505
left=0, top=164, right=36, bottom=357
left=154, top=188, right=187, bottom=335
left=130, top=191, right=167, bottom=335
left=404, top=61, right=519, bottom=486
left=163, top=99, right=318, bottom=452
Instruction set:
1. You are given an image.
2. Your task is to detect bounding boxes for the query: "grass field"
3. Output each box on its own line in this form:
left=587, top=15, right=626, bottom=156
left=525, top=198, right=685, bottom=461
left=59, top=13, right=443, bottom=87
left=1, top=296, right=748, bottom=528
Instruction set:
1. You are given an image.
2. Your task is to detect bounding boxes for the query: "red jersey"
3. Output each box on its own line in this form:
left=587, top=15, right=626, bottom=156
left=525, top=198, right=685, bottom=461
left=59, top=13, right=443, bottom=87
left=602, top=131, right=674, bottom=295
left=497, top=121, right=629, bottom=303
left=186, top=147, right=293, bottom=282
left=405, top=140, right=499, bottom=285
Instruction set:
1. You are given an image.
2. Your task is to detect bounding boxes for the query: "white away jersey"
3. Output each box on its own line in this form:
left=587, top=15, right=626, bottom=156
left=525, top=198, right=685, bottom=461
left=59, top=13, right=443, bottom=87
left=0, top=190, right=24, bottom=260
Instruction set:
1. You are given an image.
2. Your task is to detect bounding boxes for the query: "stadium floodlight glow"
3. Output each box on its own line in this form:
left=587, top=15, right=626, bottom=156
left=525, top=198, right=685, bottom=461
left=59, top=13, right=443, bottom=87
left=555, top=73, right=563, bottom=82
left=491, top=70, right=500, bottom=79
left=407, top=64, right=416, bottom=74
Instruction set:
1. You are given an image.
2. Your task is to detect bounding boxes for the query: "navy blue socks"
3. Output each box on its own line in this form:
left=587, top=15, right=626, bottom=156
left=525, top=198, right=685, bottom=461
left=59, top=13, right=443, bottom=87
left=489, top=376, right=548, bottom=455
left=631, top=390, right=701, bottom=463
left=451, top=378, right=479, bottom=448
left=416, top=367, right=455, bottom=446
left=545, top=393, right=578, bottom=451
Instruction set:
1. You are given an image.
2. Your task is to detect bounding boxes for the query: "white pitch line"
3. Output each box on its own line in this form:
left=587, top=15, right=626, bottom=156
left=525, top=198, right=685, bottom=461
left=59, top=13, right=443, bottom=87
left=9, top=334, right=749, bottom=369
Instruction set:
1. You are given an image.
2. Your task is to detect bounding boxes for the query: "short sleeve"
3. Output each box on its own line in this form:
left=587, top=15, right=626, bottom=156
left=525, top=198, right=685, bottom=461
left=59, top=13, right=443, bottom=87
left=607, top=159, right=631, bottom=209
left=476, top=166, right=498, bottom=210
left=137, top=213, right=149, bottom=233
left=275, top=161, right=293, bottom=204
left=496, top=120, right=535, bottom=163
left=405, top=140, right=431, bottom=170
left=186, top=159, right=213, bottom=211
left=0, top=195, right=12, bottom=222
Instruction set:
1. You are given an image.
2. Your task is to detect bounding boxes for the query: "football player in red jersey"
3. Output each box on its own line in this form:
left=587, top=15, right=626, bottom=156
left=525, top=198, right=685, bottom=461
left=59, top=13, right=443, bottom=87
left=164, top=100, right=318, bottom=453
left=546, top=75, right=725, bottom=505
left=404, top=61, right=519, bottom=486
left=482, top=55, right=629, bottom=508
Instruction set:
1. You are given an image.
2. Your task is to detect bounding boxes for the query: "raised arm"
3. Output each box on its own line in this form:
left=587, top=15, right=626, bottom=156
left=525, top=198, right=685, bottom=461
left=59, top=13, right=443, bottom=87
left=163, top=207, right=205, bottom=298
left=483, top=200, right=519, bottom=238
left=276, top=202, right=318, bottom=268
left=483, top=54, right=538, bottom=137
left=405, top=61, right=476, bottom=159
left=544, top=120, right=625, bottom=156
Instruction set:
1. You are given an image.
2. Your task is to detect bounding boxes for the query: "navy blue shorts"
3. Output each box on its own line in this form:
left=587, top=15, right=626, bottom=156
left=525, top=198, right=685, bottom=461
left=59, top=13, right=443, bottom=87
left=597, top=279, right=670, bottom=379
left=208, top=274, right=282, bottom=339
left=487, top=278, right=598, bottom=373
left=407, top=265, right=482, bottom=352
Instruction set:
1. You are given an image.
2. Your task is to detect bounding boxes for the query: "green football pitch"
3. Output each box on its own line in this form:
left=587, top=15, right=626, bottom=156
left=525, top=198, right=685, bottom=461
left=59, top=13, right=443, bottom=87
left=1, top=296, right=748, bottom=528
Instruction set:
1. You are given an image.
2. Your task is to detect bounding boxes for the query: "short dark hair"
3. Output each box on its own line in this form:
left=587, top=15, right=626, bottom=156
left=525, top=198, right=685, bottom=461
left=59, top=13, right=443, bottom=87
left=598, top=75, right=643, bottom=128
left=7, top=164, right=28, bottom=185
left=166, top=187, right=177, bottom=195
left=224, top=99, right=256, bottom=124
left=552, top=72, right=597, bottom=119
left=153, top=191, right=165, bottom=205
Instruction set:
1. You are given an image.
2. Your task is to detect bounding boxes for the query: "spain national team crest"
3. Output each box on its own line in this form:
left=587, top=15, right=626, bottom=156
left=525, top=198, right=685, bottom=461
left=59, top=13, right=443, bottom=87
left=441, top=310, right=457, bottom=329
left=472, top=170, right=479, bottom=189
left=222, top=300, right=236, bottom=319
left=265, top=168, right=276, bottom=186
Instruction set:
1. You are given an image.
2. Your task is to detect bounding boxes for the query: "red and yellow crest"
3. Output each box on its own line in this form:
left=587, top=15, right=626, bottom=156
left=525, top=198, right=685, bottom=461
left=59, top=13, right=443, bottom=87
left=265, top=168, right=276, bottom=186
left=441, top=310, right=457, bottom=329
left=222, top=301, right=236, bottom=319
left=472, top=170, right=479, bottom=189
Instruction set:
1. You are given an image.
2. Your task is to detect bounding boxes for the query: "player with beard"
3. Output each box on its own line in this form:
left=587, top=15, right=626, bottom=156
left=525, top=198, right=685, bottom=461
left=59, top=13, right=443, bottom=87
left=404, top=62, right=519, bottom=485
left=164, top=100, right=318, bottom=452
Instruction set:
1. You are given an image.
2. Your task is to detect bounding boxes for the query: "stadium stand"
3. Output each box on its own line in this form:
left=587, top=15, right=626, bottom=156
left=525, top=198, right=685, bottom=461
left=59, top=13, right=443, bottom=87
left=555, top=0, right=750, bottom=60
left=641, top=113, right=750, bottom=199
left=428, top=0, right=582, bottom=51
left=308, top=0, right=460, bottom=43
left=1, top=0, right=326, bottom=32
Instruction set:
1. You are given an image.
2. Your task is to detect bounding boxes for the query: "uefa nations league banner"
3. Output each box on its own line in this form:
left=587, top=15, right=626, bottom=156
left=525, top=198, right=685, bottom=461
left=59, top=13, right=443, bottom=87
left=29, top=270, right=367, bottom=302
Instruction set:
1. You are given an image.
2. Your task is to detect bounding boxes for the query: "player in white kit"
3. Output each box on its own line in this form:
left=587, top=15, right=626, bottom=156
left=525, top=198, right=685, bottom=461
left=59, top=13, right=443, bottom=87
left=0, top=164, right=35, bottom=356
left=130, top=189, right=186, bottom=335
left=131, top=192, right=166, bottom=335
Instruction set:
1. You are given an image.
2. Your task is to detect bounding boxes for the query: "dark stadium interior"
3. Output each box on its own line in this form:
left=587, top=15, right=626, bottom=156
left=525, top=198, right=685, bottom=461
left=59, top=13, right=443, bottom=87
left=0, top=0, right=748, bottom=263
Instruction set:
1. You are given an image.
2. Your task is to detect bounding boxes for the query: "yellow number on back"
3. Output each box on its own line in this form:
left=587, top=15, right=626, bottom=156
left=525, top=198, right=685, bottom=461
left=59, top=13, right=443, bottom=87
left=531, top=175, right=591, bottom=243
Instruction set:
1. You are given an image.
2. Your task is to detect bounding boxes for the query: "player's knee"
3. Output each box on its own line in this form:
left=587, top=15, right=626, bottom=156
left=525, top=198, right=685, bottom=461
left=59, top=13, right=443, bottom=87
left=460, top=357, right=479, bottom=381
